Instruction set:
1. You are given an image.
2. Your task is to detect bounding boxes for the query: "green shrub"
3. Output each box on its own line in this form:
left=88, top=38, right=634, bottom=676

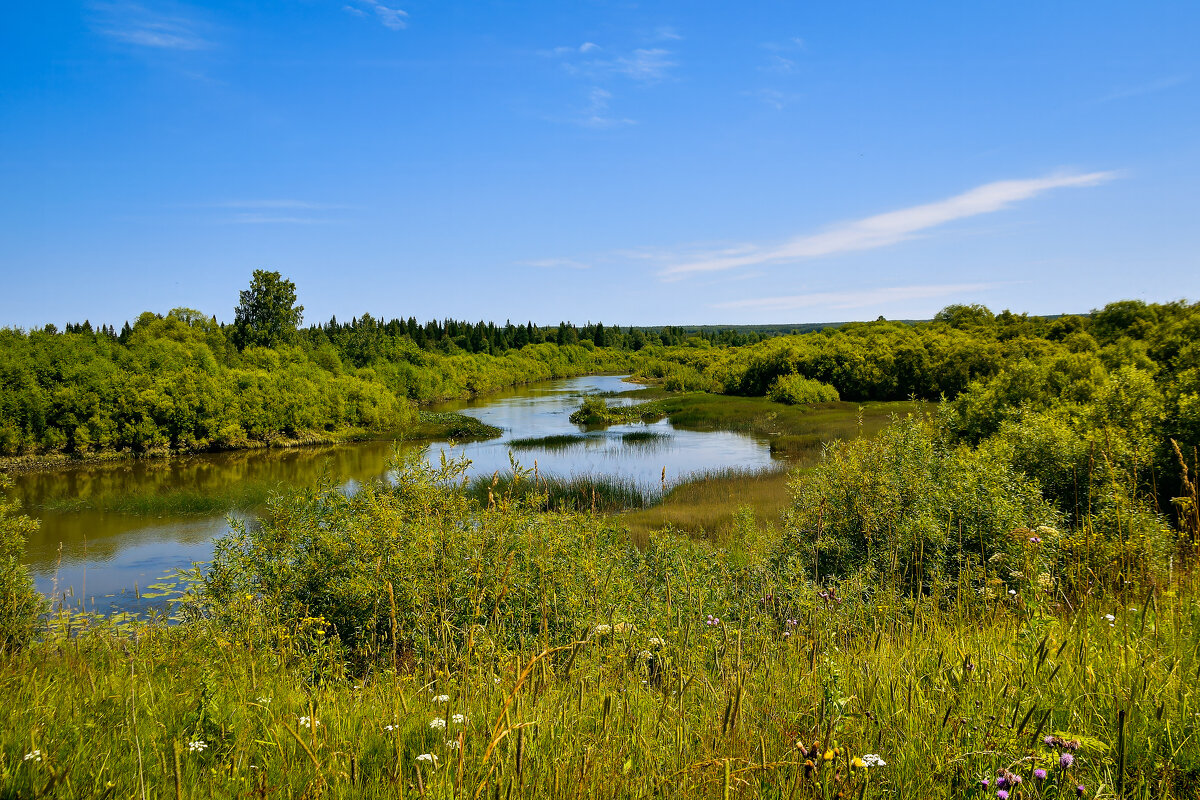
left=776, top=413, right=1057, bottom=597
left=766, top=373, right=840, bottom=405
left=0, top=476, right=45, bottom=653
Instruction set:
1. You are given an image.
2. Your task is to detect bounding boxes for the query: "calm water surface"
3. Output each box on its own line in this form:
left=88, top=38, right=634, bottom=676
left=8, top=375, right=775, bottom=613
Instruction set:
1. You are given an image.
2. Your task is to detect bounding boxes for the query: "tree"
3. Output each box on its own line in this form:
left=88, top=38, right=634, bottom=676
left=232, top=270, right=304, bottom=351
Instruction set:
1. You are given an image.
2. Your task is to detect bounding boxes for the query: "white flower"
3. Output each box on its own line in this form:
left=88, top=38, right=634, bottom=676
left=429, top=718, right=447, bottom=730
left=416, top=753, right=438, bottom=764
left=432, top=694, right=450, bottom=703
left=23, top=750, right=42, bottom=762
left=188, top=740, right=208, bottom=753
left=1104, top=614, right=1116, bottom=622
left=299, top=716, right=320, bottom=729
left=384, top=724, right=397, bottom=732
left=445, top=739, right=461, bottom=750
left=592, top=624, right=611, bottom=636
left=1008, top=589, right=1017, bottom=596
left=648, top=637, right=665, bottom=648
left=450, top=713, right=467, bottom=725
left=256, top=696, right=271, bottom=704
left=861, top=754, right=886, bottom=768
left=637, top=650, right=653, bottom=660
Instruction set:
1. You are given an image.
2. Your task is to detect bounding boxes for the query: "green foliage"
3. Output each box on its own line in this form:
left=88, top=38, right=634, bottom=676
left=765, top=373, right=840, bottom=405
left=0, top=476, right=45, bottom=653
left=201, top=454, right=642, bottom=667
left=777, top=412, right=1057, bottom=596
left=232, top=270, right=304, bottom=351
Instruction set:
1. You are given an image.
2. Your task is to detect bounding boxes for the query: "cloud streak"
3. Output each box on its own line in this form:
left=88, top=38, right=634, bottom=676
left=347, top=0, right=408, bottom=30
left=661, top=171, right=1117, bottom=279
left=714, top=282, right=1007, bottom=312
left=92, top=3, right=211, bottom=50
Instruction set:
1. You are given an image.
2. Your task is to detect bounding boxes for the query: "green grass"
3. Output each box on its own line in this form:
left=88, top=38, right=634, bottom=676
left=467, top=471, right=655, bottom=512
left=407, top=411, right=503, bottom=441
left=507, top=434, right=591, bottom=451
left=620, top=430, right=670, bottom=446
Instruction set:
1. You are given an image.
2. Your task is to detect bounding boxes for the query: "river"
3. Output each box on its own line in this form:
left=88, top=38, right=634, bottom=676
left=7, top=375, right=777, bottom=614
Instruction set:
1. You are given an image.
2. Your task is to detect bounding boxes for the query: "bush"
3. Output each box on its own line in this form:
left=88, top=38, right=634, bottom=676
left=766, top=373, right=840, bottom=405
left=0, top=476, right=45, bottom=653
left=200, top=454, right=641, bottom=669
left=775, top=413, right=1057, bottom=597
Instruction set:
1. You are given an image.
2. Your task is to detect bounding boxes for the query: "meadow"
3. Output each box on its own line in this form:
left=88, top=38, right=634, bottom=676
left=3, top=299, right=1200, bottom=797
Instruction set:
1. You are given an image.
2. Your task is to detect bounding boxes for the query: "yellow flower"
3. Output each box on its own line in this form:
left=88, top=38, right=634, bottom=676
left=823, top=749, right=834, bottom=761
left=851, top=757, right=864, bottom=770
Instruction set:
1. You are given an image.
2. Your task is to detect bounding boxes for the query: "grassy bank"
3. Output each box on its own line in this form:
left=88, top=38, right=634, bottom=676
left=2, top=450, right=1197, bottom=798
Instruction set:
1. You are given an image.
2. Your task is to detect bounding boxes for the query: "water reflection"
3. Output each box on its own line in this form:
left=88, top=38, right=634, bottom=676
left=7, top=375, right=775, bottom=612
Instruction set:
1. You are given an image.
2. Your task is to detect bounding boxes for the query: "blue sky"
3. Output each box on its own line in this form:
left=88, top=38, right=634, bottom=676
left=2, top=1, right=1197, bottom=328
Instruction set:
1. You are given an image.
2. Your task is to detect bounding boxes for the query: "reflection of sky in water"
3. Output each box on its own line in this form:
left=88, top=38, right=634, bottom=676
left=16, top=375, right=773, bottom=611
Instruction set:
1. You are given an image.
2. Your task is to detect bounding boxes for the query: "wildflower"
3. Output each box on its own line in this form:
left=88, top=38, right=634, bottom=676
left=298, top=716, right=320, bottom=729
left=861, top=754, right=886, bottom=767
left=1011, top=774, right=1023, bottom=785
left=23, top=750, right=42, bottom=763
left=1104, top=614, right=1115, bottom=622
left=705, top=614, right=720, bottom=626
left=445, top=739, right=461, bottom=750
left=429, top=718, right=447, bottom=730
left=1034, top=769, right=1047, bottom=780
left=1037, top=573, right=1054, bottom=590
left=416, top=753, right=438, bottom=764
left=997, top=791, right=1009, bottom=800
left=1008, top=589, right=1017, bottom=596
left=451, top=713, right=467, bottom=725
left=648, top=637, right=665, bottom=648
left=1076, top=785, right=1086, bottom=796
left=996, top=775, right=1007, bottom=788
left=637, top=649, right=653, bottom=660
left=979, top=778, right=990, bottom=789
left=592, top=623, right=612, bottom=636
left=823, top=749, right=834, bottom=761
left=188, top=740, right=208, bottom=753
left=1043, top=735, right=1056, bottom=746
left=256, top=696, right=271, bottom=704
left=432, top=694, right=450, bottom=703
left=1060, top=753, right=1075, bottom=769
left=1029, top=536, right=1042, bottom=544
left=851, top=757, right=864, bottom=770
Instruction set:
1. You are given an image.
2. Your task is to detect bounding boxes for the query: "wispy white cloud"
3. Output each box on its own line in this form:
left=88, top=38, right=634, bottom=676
left=576, top=88, right=636, bottom=128
left=661, top=171, right=1118, bottom=280
left=347, top=0, right=408, bottom=30
left=714, top=283, right=1006, bottom=312
left=92, top=3, right=210, bottom=50
left=524, top=258, right=592, bottom=270
left=1097, top=75, right=1189, bottom=103
left=654, top=26, right=683, bottom=41
left=760, top=54, right=796, bottom=74
left=611, top=48, right=676, bottom=83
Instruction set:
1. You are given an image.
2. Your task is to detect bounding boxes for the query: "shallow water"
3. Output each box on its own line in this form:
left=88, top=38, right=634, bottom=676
left=8, top=375, right=775, bottom=613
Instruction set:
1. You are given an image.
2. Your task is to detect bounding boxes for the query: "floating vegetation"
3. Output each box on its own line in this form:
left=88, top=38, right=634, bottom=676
left=619, top=430, right=670, bottom=446
left=506, top=434, right=590, bottom=451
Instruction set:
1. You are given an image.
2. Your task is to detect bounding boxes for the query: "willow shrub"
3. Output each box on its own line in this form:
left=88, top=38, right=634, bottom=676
left=766, top=373, right=840, bottom=405
left=776, top=412, right=1057, bottom=598
left=0, top=477, right=45, bottom=653
left=200, top=452, right=642, bottom=671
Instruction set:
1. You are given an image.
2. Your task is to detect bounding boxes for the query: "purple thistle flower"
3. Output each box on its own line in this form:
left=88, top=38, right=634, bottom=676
left=1060, top=753, right=1075, bottom=769
left=996, top=791, right=1009, bottom=800
left=1011, top=774, right=1022, bottom=785
left=979, top=778, right=990, bottom=789
left=1043, top=735, right=1055, bottom=746
left=1076, top=785, right=1086, bottom=797
left=1034, top=769, right=1047, bottom=780
left=995, top=776, right=1007, bottom=788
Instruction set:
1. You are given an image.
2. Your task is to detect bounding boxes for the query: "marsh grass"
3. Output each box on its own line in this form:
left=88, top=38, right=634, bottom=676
left=620, top=430, right=670, bottom=446
left=408, top=411, right=503, bottom=441
left=507, top=434, right=592, bottom=451
left=467, top=471, right=657, bottom=512
left=624, top=467, right=791, bottom=547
